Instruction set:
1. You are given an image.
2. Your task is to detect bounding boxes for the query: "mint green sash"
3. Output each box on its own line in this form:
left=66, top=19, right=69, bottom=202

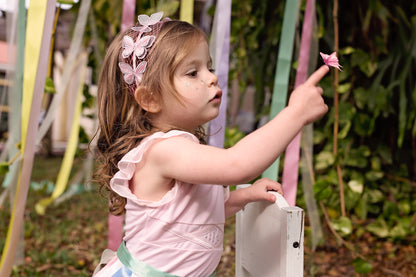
left=117, top=242, right=216, bottom=277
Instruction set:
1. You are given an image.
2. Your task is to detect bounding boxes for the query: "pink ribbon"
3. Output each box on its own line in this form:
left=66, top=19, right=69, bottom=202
left=121, top=0, right=135, bottom=32
left=282, top=0, right=315, bottom=206
left=208, top=0, right=231, bottom=148
left=107, top=0, right=136, bottom=251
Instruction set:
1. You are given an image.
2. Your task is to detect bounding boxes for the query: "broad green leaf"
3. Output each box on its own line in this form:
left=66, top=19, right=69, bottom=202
left=365, top=170, right=384, bottom=181
left=338, top=120, right=351, bottom=139
left=355, top=194, right=368, bottom=220
left=339, top=46, right=355, bottom=55
left=337, top=83, right=351, bottom=94
left=348, top=180, right=363, bottom=194
left=352, top=258, right=372, bottom=274
left=315, top=151, right=335, bottom=170
left=353, top=87, right=368, bottom=109
left=383, top=201, right=399, bottom=218
left=367, top=189, right=384, bottom=203
left=331, top=216, right=352, bottom=236
left=366, top=218, right=389, bottom=238
left=389, top=218, right=411, bottom=239
left=353, top=113, right=372, bottom=136
left=344, top=153, right=367, bottom=168
left=370, top=157, right=382, bottom=170
left=313, top=180, right=333, bottom=201
left=345, top=190, right=362, bottom=211
left=398, top=200, right=411, bottom=215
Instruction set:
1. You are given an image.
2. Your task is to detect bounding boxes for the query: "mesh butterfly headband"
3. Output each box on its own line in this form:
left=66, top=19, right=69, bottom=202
left=118, top=11, right=171, bottom=94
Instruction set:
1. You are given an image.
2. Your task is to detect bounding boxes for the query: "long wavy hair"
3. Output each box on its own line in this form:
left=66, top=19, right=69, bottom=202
left=92, top=20, right=208, bottom=215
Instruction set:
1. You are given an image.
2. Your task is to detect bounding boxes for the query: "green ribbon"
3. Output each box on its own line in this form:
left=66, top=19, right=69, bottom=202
left=262, top=0, right=301, bottom=181
left=117, top=242, right=216, bottom=277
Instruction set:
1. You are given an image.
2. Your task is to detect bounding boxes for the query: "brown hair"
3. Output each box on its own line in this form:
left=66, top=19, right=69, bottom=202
left=92, top=20, right=208, bottom=215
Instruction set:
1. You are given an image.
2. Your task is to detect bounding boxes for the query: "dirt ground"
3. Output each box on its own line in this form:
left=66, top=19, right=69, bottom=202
left=1, top=187, right=415, bottom=276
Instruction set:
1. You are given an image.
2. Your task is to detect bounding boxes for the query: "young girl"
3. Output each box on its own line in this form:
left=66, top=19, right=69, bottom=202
left=93, top=11, right=328, bottom=277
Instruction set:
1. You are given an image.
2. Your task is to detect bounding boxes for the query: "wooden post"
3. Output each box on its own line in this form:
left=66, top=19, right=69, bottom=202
left=236, top=185, right=304, bottom=277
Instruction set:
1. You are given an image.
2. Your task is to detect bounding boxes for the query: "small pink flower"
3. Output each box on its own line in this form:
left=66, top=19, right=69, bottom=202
left=320, top=52, right=342, bottom=71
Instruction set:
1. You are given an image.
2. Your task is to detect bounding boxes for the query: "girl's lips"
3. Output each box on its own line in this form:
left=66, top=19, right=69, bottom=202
left=210, top=90, right=222, bottom=103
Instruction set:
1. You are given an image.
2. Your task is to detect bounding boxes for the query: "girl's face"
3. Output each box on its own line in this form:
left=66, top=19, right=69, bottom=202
left=155, top=38, right=222, bottom=132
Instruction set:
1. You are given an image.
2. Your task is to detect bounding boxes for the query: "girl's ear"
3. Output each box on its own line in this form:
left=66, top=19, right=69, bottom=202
left=134, top=86, right=161, bottom=113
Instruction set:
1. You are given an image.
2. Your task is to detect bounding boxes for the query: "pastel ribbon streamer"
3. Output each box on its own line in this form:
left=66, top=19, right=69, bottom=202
left=35, top=52, right=88, bottom=215
left=207, top=0, right=231, bottom=148
left=0, top=1, right=56, bottom=275
left=262, top=0, right=300, bottom=180
left=180, top=0, right=194, bottom=24
left=35, top=0, right=91, bottom=145
left=281, top=0, right=316, bottom=206
left=107, top=0, right=137, bottom=252
left=121, top=0, right=135, bottom=31
left=1, top=0, right=25, bottom=190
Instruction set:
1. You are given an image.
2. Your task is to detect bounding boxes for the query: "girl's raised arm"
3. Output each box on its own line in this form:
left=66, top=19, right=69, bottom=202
left=150, top=66, right=329, bottom=185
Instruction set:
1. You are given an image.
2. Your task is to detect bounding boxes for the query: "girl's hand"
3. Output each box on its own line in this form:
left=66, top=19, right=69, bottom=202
left=225, top=178, right=284, bottom=217
left=287, top=65, right=329, bottom=125
left=246, top=178, right=284, bottom=203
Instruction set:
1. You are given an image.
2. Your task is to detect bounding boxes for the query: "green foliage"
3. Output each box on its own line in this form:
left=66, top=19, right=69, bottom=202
left=352, top=257, right=373, bottom=274
left=0, top=162, right=9, bottom=176
left=227, top=0, right=416, bottom=260
left=229, top=0, right=285, bottom=116
left=224, top=127, right=245, bottom=149
left=313, top=0, right=416, bottom=244
left=44, top=77, right=56, bottom=94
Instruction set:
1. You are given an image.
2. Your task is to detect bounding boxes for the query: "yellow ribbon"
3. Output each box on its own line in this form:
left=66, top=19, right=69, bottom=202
left=0, top=0, right=56, bottom=275
left=180, top=0, right=194, bottom=24
left=35, top=52, right=88, bottom=215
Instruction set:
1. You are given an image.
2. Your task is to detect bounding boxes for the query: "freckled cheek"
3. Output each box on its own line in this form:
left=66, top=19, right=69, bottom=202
left=184, top=80, right=205, bottom=92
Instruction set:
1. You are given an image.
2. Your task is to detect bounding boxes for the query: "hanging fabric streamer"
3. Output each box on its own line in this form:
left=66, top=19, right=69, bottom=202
left=107, top=0, right=136, bottom=251
left=200, top=0, right=214, bottom=34
left=34, top=52, right=88, bottom=215
left=35, top=0, right=91, bottom=145
left=262, top=0, right=300, bottom=180
left=180, top=0, right=194, bottom=24
left=282, top=0, right=316, bottom=206
left=0, top=0, right=56, bottom=275
left=1, top=0, right=26, bottom=266
left=298, top=1, right=324, bottom=249
left=207, top=0, right=231, bottom=148
left=121, top=0, right=135, bottom=31
left=0, top=0, right=25, bottom=195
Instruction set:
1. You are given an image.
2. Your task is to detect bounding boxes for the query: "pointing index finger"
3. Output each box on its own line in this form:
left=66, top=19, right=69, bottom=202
left=305, top=65, right=330, bottom=86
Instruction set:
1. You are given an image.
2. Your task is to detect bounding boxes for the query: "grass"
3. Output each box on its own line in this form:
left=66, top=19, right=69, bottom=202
left=0, top=155, right=108, bottom=276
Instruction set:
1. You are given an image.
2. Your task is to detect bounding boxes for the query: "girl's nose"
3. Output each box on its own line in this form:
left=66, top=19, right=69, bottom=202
left=207, top=70, right=218, bottom=87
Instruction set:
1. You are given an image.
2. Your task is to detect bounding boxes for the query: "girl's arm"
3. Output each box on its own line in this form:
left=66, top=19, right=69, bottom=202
left=149, top=66, right=329, bottom=186
left=224, top=178, right=283, bottom=218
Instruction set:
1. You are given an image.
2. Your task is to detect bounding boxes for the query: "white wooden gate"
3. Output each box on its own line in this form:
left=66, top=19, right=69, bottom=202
left=236, top=185, right=305, bottom=277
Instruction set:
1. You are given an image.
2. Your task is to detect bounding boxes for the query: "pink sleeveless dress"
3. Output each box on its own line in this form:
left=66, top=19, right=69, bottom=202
left=94, top=130, right=229, bottom=277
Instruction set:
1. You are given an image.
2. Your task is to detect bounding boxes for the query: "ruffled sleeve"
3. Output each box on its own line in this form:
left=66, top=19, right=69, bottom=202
left=109, top=130, right=199, bottom=206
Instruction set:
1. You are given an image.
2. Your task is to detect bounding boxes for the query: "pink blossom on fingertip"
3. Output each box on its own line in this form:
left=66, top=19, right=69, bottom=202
left=320, top=52, right=342, bottom=71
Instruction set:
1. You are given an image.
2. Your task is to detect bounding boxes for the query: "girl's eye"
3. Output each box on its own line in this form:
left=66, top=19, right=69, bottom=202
left=187, top=71, right=197, bottom=77
left=209, top=68, right=215, bottom=73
